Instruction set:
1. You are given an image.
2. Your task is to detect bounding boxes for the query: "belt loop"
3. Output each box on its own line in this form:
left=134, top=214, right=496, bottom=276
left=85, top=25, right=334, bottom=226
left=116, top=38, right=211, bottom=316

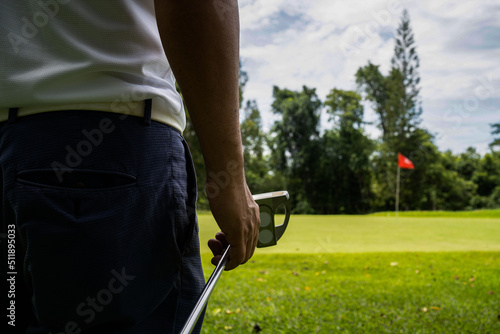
left=8, top=108, right=19, bottom=124
left=143, top=99, right=152, bottom=126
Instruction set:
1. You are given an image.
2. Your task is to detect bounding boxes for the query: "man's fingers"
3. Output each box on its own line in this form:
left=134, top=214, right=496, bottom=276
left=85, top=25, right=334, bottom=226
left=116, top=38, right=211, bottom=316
left=215, top=232, right=229, bottom=248
left=211, top=231, right=247, bottom=269
left=208, top=184, right=261, bottom=271
left=209, top=232, right=232, bottom=266
left=225, top=245, right=245, bottom=271
left=208, top=238, right=224, bottom=257
left=243, top=210, right=260, bottom=264
left=211, top=255, right=223, bottom=266
left=248, top=228, right=259, bottom=262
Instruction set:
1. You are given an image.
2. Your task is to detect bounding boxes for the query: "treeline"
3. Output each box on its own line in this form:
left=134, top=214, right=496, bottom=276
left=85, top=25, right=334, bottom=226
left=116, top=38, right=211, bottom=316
left=183, top=10, right=500, bottom=214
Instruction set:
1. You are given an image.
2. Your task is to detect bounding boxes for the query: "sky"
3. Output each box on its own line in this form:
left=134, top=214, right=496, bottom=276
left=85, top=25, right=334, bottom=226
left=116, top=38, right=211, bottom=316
left=238, top=0, right=500, bottom=155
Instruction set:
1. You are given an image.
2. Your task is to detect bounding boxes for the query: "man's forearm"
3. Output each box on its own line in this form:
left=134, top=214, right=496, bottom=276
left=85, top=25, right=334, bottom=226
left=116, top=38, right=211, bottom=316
left=155, top=0, right=260, bottom=270
left=154, top=0, right=243, bottom=177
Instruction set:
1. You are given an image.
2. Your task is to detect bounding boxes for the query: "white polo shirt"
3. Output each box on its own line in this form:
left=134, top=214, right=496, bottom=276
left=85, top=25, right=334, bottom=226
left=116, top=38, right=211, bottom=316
left=0, top=0, right=186, bottom=132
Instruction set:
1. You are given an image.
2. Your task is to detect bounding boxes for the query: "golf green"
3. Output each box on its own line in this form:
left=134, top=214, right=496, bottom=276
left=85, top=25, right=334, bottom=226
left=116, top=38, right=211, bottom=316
left=197, top=214, right=500, bottom=254
left=196, top=213, right=500, bottom=333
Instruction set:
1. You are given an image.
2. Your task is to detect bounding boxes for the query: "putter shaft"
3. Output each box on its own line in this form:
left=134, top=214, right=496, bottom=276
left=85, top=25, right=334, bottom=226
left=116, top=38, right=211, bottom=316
left=179, top=245, right=231, bottom=334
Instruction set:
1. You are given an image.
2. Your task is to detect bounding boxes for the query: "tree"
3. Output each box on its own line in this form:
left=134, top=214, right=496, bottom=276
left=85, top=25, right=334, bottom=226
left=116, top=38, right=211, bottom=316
left=356, top=65, right=433, bottom=210
left=355, top=63, right=392, bottom=139
left=490, top=123, right=500, bottom=150
left=317, top=89, right=374, bottom=213
left=472, top=152, right=500, bottom=200
left=357, top=9, right=421, bottom=142
left=456, top=147, right=481, bottom=181
left=369, top=129, right=439, bottom=211
left=391, top=9, right=422, bottom=130
left=240, top=100, right=268, bottom=194
left=425, top=149, right=477, bottom=211
left=238, top=60, right=248, bottom=109
left=325, top=89, right=364, bottom=126
left=269, top=86, right=322, bottom=212
left=356, top=9, right=433, bottom=211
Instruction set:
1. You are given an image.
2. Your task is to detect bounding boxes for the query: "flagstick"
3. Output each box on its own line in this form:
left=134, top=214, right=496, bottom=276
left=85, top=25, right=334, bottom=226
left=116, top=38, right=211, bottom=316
left=395, top=165, right=400, bottom=221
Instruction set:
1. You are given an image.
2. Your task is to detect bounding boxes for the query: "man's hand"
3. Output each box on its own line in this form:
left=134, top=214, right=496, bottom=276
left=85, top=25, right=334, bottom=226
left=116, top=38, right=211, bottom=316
left=208, top=232, right=229, bottom=266
left=207, top=182, right=260, bottom=270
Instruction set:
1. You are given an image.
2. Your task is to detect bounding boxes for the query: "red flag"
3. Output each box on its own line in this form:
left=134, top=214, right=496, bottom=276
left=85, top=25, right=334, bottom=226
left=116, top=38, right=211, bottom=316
left=398, top=153, right=414, bottom=169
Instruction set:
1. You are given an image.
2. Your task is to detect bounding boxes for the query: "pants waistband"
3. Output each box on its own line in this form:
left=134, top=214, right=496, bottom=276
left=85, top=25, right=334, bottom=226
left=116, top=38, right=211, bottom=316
left=6, top=99, right=153, bottom=125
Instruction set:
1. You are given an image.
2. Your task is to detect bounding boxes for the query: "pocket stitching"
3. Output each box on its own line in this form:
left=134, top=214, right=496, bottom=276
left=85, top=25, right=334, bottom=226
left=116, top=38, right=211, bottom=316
left=16, top=169, right=137, bottom=192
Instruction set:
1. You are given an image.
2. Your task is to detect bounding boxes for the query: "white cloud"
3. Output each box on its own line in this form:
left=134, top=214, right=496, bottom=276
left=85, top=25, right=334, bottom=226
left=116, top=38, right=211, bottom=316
left=239, top=0, right=500, bottom=153
left=239, top=0, right=280, bottom=27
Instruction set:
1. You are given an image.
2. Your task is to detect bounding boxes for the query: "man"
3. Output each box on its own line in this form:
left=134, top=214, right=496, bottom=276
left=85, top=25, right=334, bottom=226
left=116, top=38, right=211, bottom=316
left=0, top=0, right=260, bottom=333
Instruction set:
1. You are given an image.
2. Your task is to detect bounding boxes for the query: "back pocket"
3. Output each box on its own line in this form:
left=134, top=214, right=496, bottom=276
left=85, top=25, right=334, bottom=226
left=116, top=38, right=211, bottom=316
left=17, top=169, right=136, bottom=190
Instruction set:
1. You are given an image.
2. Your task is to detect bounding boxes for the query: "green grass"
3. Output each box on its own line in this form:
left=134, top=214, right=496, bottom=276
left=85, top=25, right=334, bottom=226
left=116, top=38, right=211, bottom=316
left=370, top=209, right=500, bottom=218
left=198, top=214, right=500, bottom=254
left=196, top=214, right=500, bottom=333
left=200, top=252, right=500, bottom=333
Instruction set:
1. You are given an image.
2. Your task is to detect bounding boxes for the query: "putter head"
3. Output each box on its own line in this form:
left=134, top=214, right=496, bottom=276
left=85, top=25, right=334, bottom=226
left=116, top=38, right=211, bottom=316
left=253, top=191, right=290, bottom=248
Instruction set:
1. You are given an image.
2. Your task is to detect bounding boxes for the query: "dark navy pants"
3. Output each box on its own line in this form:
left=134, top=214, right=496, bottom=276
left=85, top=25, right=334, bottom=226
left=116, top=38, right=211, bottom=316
left=0, top=109, right=205, bottom=333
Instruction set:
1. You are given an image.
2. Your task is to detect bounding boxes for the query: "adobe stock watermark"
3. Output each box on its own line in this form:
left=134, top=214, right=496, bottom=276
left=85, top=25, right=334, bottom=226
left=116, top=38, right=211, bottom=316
left=51, top=86, right=149, bottom=183
left=110, top=91, right=148, bottom=115
left=380, top=75, right=497, bottom=189
left=8, top=0, right=73, bottom=54
left=340, top=0, right=402, bottom=59
left=313, top=235, right=337, bottom=255
left=51, top=118, right=117, bottom=182
left=6, top=225, right=17, bottom=327
left=48, top=267, right=135, bottom=334
left=212, top=0, right=238, bottom=22
left=440, top=74, right=497, bottom=142
left=204, top=161, right=242, bottom=198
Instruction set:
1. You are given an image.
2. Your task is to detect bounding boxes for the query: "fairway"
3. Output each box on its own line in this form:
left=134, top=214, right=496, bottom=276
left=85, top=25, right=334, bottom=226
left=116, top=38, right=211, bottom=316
left=197, top=213, right=500, bottom=333
left=370, top=209, right=500, bottom=219
left=197, top=214, right=500, bottom=254
left=200, top=252, right=500, bottom=333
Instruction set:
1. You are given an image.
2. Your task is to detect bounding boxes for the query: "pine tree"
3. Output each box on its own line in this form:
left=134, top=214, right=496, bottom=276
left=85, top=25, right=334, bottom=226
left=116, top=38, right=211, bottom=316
left=391, top=9, right=422, bottom=136
left=356, top=9, right=438, bottom=211
left=238, top=60, right=248, bottom=109
left=490, top=123, right=500, bottom=150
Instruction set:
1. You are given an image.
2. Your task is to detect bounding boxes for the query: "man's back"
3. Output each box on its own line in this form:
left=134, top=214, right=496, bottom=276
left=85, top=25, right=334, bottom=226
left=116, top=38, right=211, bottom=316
left=0, top=0, right=185, bottom=131
left=0, top=1, right=261, bottom=332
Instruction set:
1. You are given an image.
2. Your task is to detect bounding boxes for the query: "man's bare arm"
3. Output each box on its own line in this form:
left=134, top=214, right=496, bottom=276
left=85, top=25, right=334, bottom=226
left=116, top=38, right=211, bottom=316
left=154, top=0, right=260, bottom=270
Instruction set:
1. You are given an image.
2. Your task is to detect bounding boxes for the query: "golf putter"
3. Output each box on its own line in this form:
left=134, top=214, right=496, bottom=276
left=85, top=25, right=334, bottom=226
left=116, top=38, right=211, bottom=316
left=179, top=191, right=291, bottom=334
